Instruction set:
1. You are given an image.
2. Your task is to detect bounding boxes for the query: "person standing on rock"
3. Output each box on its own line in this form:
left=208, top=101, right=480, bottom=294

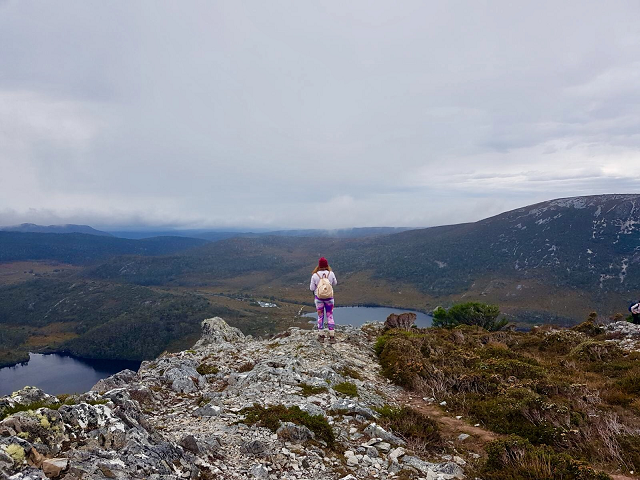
left=310, top=257, right=338, bottom=344
left=630, top=301, right=640, bottom=324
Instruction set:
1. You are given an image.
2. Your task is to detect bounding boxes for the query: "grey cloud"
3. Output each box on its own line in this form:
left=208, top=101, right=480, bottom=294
left=0, top=1, right=639, bottom=229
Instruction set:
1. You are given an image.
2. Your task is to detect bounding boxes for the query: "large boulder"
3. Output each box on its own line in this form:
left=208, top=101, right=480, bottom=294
left=193, top=317, right=245, bottom=348
left=0, top=387, right=58, bottom=419
left=91, top=369, right=138, bottom=392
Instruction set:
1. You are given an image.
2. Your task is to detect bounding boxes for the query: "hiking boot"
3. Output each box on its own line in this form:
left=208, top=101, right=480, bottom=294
left=329, top=336, right=336, bottom=345
left=318, top=335, right=325, bottom=343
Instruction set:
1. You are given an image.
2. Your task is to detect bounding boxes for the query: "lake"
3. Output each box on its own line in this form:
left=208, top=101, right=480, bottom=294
left=304, top=306, right=433, bottom=328
left=0, top=353, right=141, bottom=397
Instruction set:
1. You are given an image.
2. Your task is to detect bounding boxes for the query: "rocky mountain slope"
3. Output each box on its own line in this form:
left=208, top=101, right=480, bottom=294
left=0, top=318, right=470, bottom=480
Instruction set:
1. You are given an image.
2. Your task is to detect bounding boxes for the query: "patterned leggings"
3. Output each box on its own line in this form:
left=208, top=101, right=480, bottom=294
left=315, top=298, right=335, bottom=331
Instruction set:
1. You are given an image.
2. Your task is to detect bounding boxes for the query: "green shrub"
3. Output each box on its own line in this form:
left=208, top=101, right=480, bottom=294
left=376, top=335, right=426, bottom=388
left=298, top=383, right=329, bottom=396
left=571, top=321, right=603, bottom=337
left=433, top=302, right=507, bottom=331
left=241, top=404, right=334, bottom=447
left=334, top=382, right=358, bottom=397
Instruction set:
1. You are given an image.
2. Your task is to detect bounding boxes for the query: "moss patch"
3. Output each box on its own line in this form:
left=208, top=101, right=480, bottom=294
left=4, top=444, right=26, bottom=464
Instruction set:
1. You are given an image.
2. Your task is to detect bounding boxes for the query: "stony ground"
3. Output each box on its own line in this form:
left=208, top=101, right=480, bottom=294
left=1, top=318, right=472, bottom=480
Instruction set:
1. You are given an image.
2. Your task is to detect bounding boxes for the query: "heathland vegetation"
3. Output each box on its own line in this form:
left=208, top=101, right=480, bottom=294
left=375, top=311, right=640, bottom=478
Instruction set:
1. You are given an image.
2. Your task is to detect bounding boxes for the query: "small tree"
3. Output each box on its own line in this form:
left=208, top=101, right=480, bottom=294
left=432, top=302, right=506, bottom=331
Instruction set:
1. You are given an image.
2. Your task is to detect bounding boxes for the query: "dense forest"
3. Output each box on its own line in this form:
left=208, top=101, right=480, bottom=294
left=0, top=279, right=242, bottom=367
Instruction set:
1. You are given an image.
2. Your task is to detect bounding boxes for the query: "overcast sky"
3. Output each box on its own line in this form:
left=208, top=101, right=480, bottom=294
left=1, top=1, right=640, bottom=230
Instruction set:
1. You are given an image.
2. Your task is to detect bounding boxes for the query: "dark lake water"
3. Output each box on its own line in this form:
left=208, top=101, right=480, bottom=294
left=304, top=306, right=433, bottom=328
left=0, top=353, right=141, bottom=397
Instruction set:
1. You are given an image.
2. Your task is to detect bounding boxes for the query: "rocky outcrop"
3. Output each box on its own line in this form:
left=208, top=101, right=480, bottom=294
left=1, top=317, right=468, bottom=480
left=604, top=320, right=640, bottom=351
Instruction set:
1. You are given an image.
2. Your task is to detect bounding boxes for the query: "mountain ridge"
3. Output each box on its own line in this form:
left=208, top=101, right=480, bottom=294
left=0, top=223, right=113, bottom=237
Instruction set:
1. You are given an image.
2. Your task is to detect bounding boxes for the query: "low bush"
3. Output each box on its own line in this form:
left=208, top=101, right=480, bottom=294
left=298, top=383, right=329, bottom=396
left=334, top=381, right=358, bottom=397
left=240, top=404, right=334, bottom=447
left=480, top=435, right=611, bottom=480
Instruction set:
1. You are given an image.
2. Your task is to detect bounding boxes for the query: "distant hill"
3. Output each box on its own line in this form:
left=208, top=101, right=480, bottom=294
left=0, top=232, right=209, bottom=265
left=357, top=194, right=640, bottom=295
left=1, top=223, right=113, bottom=237
left=108, top=227, right=411, bottom=241
left=89, top=194, right=640, bottom=322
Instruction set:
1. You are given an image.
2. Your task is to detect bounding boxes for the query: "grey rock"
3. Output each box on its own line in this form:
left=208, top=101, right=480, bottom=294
left=435, top=461, right=465, bottom=479
left=366, top=446, right=378, bottom=458
left=346, top=455, right=359, bottom=466
left=375, top=441, right=391, bottom=453
left=364, top=423, right=406, bottom=445
left=193, top=402, right=221, bottom=417
left=389, top=446, right=406, bottom=461
left=164, top=364, right=203, bottom=393
left=299, top=403, right=325, bottom=417
left=7, top=468, right=48, bottom=479
left=91, top=369, right=138, bottom=392
left=194, top=317, right=246, bottom=348
left=276, top=422, right=315, bottom=443
left=402, top=455, right=437, bottom=475
left=248, top=463, right=269, bottom=479
left=0, top=387, right=57, bottom=419
left=331, top=399, right=377, bottom=420
left=457, top=433, right=470, bottom=442
left=388, top=459, right=401, bottom=473
left=241, top=440, right=267, bottom=455
left=179, top=434, right=200, bottom=454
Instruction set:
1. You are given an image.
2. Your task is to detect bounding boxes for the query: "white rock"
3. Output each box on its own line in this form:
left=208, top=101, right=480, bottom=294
left=457, top=433, right=470, bottom=441
left=389, top=447, right=406, bottom=461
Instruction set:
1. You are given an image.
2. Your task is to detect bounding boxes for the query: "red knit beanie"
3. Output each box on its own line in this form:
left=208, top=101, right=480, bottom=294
left=318, top=257, right=328, bottom=268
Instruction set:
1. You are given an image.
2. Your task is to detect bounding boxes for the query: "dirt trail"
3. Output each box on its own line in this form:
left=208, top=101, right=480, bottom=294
left=398, top=392, right=499, bottom=455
